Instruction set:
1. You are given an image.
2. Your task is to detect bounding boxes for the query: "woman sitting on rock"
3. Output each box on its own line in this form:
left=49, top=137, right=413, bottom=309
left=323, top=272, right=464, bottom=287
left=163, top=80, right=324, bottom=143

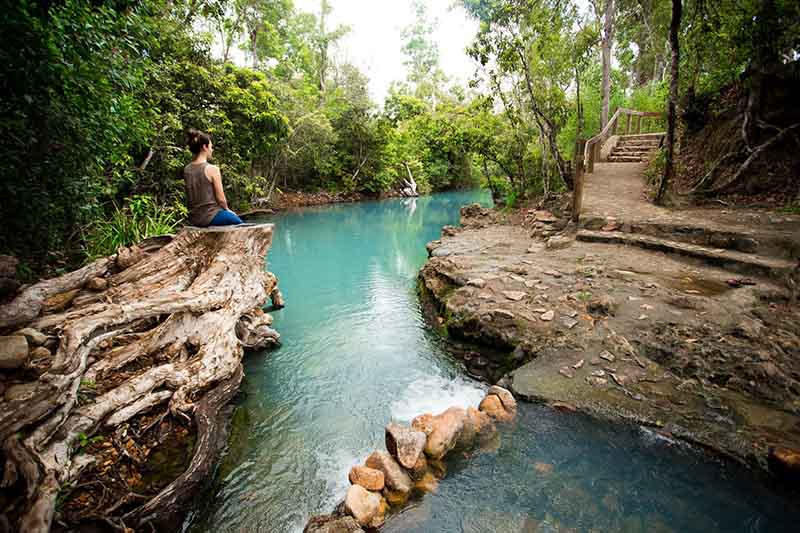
left=184, top=128, right=243, bottom=227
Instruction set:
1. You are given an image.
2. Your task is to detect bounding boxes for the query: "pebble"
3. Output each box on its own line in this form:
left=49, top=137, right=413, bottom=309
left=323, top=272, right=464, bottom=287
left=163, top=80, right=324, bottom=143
left=562, top=318, right=578, bottom=329
left=544, top=270, right=563, bottom=278
left=590, top=370, right=606, bottom=377
left=502, top=291, right=526, bottom=301
left=467, top=278, right=486, bottom=288
left=572, top=359, right=585, bottom=369
left=15, top=328, right=47, bottom=346
left=540, top=310, right=555, bottom=321
left=558, top=367, right=575, bottom=378
left=599, top=350, right=615, bottom=362
left=30, top=346, right=51, bottom=359
left=492, top=309, right=516, bottom=320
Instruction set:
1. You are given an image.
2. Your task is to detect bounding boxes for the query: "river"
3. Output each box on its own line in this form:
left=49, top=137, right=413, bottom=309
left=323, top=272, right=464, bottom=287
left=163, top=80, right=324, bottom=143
left=187, top=191, right=798, bottom=532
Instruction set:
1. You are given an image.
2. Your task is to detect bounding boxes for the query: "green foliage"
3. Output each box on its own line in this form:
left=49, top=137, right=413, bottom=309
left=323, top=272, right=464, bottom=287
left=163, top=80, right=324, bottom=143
left=83, top=195, right=186, bottom=260
left=644, top=148, right=667, bottom=187
left=76, top=432, right=104, bottom=451
left=8, top=0, right=793, bottom=274
left=0, top=0, right=287, bottom=269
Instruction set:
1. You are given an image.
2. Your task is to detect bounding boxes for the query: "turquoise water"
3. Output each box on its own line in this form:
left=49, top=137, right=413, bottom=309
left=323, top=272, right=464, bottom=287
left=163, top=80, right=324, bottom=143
left=187, top=192, right=493, bottom=532
left=384, top=406, right=800, bottom=532
left=187, top=192, right=798, bottom=533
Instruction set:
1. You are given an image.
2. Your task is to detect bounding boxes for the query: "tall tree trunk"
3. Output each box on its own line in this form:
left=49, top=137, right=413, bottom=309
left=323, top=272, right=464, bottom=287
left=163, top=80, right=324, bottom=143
left=656, top=0, right=682, bottom=205
left=600, top=0, right=615, bottom=129
left=515, top=47, right=572, bottom=189
left=576, top=65, right=584, bottom=148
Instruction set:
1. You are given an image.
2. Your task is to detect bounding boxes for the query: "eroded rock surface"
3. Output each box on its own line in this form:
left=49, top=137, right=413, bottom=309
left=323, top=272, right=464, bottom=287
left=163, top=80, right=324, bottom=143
left=0, top=335, right=28, bottom=369
left=344, top=485, right=384, bottom=528
left=385, top=422, right=426, bottom=469
left=303, top=514, right=363, bottom=533
left=365, top=450, right=413, bottom=494
left=348, top=466, right=384, bottom=491
left=419, top=214, right=800, bottom=474
left=413, top=407, right=466, bottom=460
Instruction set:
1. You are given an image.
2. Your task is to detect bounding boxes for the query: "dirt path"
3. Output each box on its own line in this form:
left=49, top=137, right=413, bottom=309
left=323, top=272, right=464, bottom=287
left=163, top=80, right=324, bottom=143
left=583, top=162, right=800, bottom=249
left=583, top=162, right=667, bottom=221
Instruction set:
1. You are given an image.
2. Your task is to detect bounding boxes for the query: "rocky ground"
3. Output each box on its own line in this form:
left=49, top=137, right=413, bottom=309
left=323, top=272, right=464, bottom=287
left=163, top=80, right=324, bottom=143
left=420, top=204, right=800, bottom=477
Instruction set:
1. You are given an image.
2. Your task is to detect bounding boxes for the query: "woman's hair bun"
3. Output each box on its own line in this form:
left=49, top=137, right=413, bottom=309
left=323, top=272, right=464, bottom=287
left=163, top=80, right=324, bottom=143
left=186, top=128, right=211, bottom=155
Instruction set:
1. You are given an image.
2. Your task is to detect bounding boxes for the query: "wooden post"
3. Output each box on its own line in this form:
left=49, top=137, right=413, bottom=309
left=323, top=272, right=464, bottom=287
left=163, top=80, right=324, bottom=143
left=572, top=139, right=586, bottom=224
left=586, top=141, right=595, bottom=174
left=636, top=115, right=642, bottom=134
left=626, top=113, right=632, bottom=135
left=611, top=116, right=618, bottom=136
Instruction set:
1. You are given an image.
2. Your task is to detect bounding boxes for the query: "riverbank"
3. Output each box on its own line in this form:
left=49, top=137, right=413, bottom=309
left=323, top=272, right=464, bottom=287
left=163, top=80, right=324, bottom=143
left=251, top=189, right=406, bottom=214
left=419, top=203, right=800, bottom=478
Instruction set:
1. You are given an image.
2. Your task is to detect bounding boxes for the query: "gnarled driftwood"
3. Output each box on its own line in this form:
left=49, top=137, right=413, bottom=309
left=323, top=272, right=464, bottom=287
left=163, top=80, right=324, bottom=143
left=0, top=223, right=281, bottom=531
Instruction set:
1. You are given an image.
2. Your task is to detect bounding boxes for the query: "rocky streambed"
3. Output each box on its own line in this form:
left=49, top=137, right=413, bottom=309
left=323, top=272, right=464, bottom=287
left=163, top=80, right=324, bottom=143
left=419, top=205, right=800, bottom=479
left=304, top=386, right=518, bottom=531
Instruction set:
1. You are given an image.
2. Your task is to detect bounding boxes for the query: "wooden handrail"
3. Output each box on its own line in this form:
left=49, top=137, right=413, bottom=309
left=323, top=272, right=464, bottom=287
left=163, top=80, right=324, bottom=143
left=583, top=108, right=665, bottom=174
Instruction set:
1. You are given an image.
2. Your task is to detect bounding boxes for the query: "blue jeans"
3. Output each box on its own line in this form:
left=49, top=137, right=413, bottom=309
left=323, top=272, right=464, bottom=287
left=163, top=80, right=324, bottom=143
left=209, top=209, right=243, bottom=226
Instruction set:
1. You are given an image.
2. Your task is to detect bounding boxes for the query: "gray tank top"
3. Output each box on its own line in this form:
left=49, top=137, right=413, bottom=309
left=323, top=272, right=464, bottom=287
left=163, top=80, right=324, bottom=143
left=183, top=162, right=221, bottom=226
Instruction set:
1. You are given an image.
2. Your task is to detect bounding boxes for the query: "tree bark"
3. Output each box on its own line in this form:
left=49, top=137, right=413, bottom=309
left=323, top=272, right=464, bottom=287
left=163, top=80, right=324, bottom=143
left=600, top=0, right=615, bottom=129
left=515, top=47, right=572, bottom=190
left=656, top=0, right=681, bottom=205
left=0, top=224, right=281, bottom=531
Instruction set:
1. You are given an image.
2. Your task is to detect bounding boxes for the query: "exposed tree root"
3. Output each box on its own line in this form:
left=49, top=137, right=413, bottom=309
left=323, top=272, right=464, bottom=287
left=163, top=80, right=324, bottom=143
left=0, top=224, right=281, bottom=532
left=702, top=122, right=800, bottom=194
left=686, top=121, right=800, bottom=196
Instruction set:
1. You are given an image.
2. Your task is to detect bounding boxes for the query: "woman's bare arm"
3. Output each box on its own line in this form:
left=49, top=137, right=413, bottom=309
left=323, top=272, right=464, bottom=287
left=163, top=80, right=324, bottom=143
left=206, top=165, right=229, bottom=210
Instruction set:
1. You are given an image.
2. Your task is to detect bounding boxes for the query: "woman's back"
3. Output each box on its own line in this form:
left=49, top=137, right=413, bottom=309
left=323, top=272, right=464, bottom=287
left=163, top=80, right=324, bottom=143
left=183, top=162, right=220, bottom=226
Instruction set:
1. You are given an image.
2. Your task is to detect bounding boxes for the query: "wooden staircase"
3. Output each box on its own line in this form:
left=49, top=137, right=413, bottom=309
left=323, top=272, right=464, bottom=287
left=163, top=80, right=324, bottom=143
left=607, top=133, right=663, bottom=163
left=583, top=108, right=665, bottom=173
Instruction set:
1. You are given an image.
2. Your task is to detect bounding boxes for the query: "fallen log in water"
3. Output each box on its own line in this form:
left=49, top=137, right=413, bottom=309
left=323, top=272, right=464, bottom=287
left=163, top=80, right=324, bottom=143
left=0, top=224, right=281, bottom=532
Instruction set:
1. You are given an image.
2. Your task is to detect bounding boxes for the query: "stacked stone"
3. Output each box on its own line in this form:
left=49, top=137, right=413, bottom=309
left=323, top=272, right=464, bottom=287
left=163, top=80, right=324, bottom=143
left=304, top=386, right=517, bottom=532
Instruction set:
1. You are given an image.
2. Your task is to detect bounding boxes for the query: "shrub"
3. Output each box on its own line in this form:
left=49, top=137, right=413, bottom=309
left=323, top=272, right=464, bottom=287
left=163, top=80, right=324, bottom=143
left=83, top=195, right=186, bottom=260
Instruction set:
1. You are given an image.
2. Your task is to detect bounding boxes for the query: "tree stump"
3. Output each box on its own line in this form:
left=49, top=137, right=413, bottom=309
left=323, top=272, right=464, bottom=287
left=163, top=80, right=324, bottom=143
left=0, top=224, right=281, bottom=532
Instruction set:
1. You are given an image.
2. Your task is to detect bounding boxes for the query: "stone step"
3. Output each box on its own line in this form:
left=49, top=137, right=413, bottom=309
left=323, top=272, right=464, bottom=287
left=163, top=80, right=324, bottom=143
left=617, top=133, right=665, bottom=141
left=612, top=148, right=651, bottom=155
left=616, top=140, right=661, bottom=148
left=607, top=155, right=646, bottom=162
left=576, top=230, right=796, bottom=279
left=580, top=217, right=800, bottom=260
